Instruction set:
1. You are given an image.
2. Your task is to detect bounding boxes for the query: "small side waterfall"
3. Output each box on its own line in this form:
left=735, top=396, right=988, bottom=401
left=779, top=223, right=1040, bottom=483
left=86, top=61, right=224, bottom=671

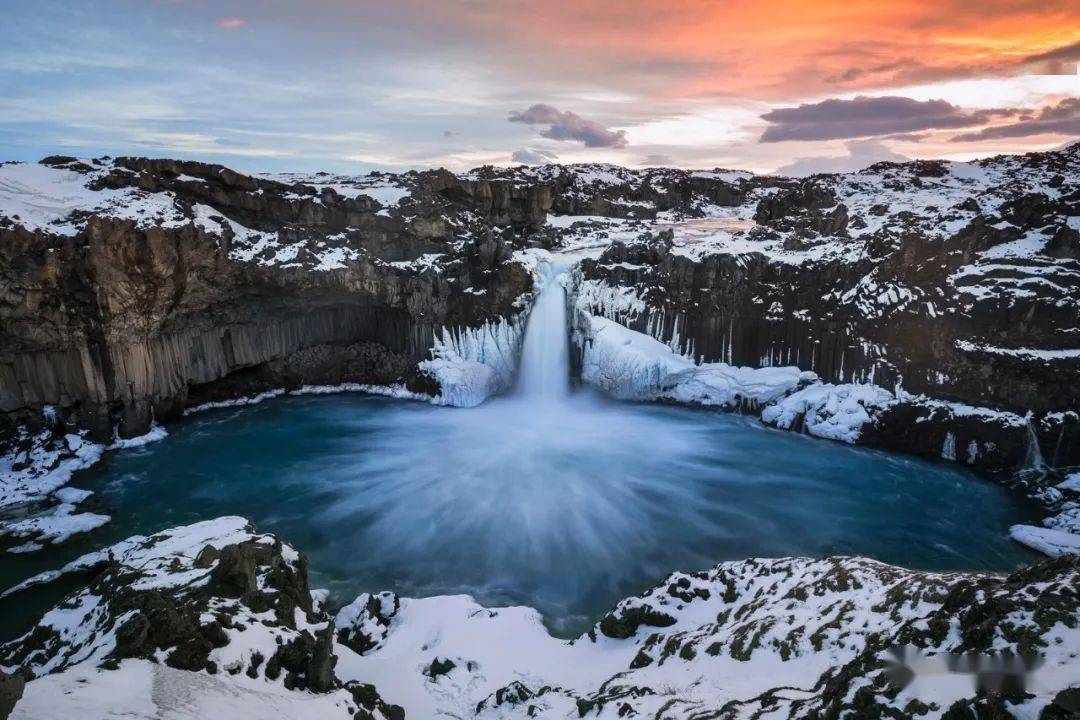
left=515, top=261, right=572, bottom=401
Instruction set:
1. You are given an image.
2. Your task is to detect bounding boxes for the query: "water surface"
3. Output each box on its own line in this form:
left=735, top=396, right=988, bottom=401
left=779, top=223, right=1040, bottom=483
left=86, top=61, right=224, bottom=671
left=0, top=391, right=1042, bottom=639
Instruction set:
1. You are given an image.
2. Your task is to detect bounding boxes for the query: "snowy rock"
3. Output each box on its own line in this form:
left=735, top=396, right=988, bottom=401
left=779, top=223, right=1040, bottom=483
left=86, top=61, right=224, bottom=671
left=760, top=382, right=896, bottom=443
left=1, top=517, right=404, bottom=720
left=5, top=518, right=1078, bottom=719
left=1009, top=524, right=1080, bottom=557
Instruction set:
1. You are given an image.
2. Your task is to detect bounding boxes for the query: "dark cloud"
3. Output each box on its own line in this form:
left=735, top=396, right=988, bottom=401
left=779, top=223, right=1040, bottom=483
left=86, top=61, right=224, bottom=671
left=509, top=103, right=628, bottom=148
left=511, top=147, right=559, bottom=164
left=880, top=132, right=928, bottom=143
left=760, top=96, right=1013, bottom=142
left=1021, top=40, right=1080, bottom=74
left=776, top=139, right=909, bottom=176
left=951, top=98, right=1080, bottom=142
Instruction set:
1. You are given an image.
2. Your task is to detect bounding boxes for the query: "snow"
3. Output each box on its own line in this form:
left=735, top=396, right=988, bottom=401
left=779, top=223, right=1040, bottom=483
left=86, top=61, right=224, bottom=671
left=1059, top=473, right=1080, bottom=493
left=1, top=502, right=109, bottom=549
left=0, top=424, right=171, bottom=552
left=0, top=160, right=378, bottom=273
left=1009, top=524, right=1080, bottom=557
left=545, top=214, right=628, bottom=229
left=690, top=169, right=753, bottom=183
left=312, top=245, right=361, bottom=271
left=354, top=183, right=409, bottom=206
left=184, top=389, right=288, bottom=414
left=761, top=382, right=896, bottom=443
left=107, top=424, right=168, bottom=449
left=387, top=252, right=444, bottom=272
left=0, top=162, right=113, bottom=235
left=3, top=516, right=254, bottom=598
left=264, top=171, right=411, bottom=207
left=335, top=593, right=631, bottom=720
left=956, top=340, right=1080, bottom=361
left=292, top=382, right=430, bottom=402
left=11, top=659, right=361, bottom=720
left=53, top=486, right=92, bottom=504
left=0, top=429, right=103, bottom=513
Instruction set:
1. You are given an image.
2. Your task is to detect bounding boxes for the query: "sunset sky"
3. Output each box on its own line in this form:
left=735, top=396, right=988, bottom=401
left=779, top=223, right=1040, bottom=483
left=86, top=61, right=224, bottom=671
left=1, top=0, right=1078, bottom=174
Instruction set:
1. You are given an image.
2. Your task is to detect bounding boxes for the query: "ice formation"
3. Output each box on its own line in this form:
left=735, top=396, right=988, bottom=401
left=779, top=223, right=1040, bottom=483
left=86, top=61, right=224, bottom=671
left=420, top=315, right=526, bottom=407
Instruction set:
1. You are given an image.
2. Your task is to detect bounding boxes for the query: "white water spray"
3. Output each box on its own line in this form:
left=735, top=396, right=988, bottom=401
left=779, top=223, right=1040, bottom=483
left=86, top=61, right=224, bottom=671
left=514, top=261, right=572, bottom=401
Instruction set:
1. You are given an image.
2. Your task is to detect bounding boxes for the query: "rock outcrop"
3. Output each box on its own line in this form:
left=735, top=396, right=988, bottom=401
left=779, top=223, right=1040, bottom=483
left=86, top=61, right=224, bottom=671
left=10, top=518, right=1071, bottom=720
left=561, top=145, right=1080, bottom=470
left=0, top=517, right=404, bottom=720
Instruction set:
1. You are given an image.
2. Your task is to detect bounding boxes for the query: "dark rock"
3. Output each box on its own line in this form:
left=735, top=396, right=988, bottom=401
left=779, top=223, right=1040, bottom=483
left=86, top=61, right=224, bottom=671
left=166, top=636, right=214, bottom=671
left=1041, top=687, right=1080, bottom=719
left=598, top=605, right=677, bottom=639
left=0, top=671, right=25, bottom=720
left=209, top=542, right=273, bottom=597
left=1045, top=225, right=1080, bottom=260
left=113, top=612, right=150, bottom=656
left=306, top=623, right=336, bottom=693
left=425, top=656, right=457, bottom=680
left=958, top=197, right=981, bottom=213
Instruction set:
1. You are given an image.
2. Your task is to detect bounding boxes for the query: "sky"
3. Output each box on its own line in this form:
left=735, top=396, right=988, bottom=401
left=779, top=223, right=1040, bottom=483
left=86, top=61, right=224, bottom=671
left=1, top=0, right=1078, bottom=175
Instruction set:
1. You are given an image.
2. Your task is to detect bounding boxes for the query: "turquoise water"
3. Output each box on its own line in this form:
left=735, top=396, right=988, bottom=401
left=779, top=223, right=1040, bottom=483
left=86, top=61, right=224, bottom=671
left=0, top=391, right=1043, bottom=640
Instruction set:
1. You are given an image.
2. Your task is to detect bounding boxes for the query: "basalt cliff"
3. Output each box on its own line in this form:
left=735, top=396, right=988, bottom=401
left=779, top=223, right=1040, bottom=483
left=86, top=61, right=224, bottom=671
left=2, top=150, right=1077, bottom=468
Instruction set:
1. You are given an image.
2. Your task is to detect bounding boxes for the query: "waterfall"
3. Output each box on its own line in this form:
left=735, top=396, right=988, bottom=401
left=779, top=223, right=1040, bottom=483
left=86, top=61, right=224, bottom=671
left=515, top=261, right=572, bottom=401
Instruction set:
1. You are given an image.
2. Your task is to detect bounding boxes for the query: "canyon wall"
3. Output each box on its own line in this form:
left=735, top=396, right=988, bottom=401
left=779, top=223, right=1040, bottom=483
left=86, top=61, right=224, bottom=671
left=0, top=157, right=534, bottom=440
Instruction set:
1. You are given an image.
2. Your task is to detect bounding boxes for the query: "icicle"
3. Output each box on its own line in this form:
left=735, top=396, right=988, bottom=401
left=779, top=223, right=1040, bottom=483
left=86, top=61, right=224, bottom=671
left=1021, top=413, right=1048, bottom=477
left=941, top=432, right=957, bottom=461
left=966, top=440, right=980, bottom=465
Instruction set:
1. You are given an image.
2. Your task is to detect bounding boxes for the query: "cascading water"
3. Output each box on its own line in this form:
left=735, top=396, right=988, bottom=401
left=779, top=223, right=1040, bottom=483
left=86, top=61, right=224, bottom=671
left=514, top=261, right=572, bottom=401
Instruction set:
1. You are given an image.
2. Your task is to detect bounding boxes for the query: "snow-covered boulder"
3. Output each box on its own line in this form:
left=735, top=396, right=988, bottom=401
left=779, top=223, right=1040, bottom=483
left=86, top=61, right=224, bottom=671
left=760, top=381, right=896, bottom=443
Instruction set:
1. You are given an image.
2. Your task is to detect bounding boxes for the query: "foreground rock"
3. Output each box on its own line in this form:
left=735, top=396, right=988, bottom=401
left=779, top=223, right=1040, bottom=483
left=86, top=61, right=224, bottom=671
left=0, top=517, right=402, bottom=720
left=2, top=518, right=1076, bottom=719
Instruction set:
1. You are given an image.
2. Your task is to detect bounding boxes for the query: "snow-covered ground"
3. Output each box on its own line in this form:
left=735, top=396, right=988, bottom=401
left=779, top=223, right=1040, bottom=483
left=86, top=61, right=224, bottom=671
left=5, top=517, right=1077, bottom=720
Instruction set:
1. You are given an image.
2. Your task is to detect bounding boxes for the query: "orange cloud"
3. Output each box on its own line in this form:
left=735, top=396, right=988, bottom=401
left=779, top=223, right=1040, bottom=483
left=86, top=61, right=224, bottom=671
left=217, top=17, right=246, bottom=31
left=425, top=0, right=1079, bottom=100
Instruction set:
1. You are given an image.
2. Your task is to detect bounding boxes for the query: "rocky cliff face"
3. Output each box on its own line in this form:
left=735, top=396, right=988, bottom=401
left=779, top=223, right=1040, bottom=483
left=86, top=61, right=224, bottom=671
left=1, top=147, right=1077, bottom=463
left=555, top=146, right=1080, bottom=469
left=0, top=156, right=535, bottom=441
